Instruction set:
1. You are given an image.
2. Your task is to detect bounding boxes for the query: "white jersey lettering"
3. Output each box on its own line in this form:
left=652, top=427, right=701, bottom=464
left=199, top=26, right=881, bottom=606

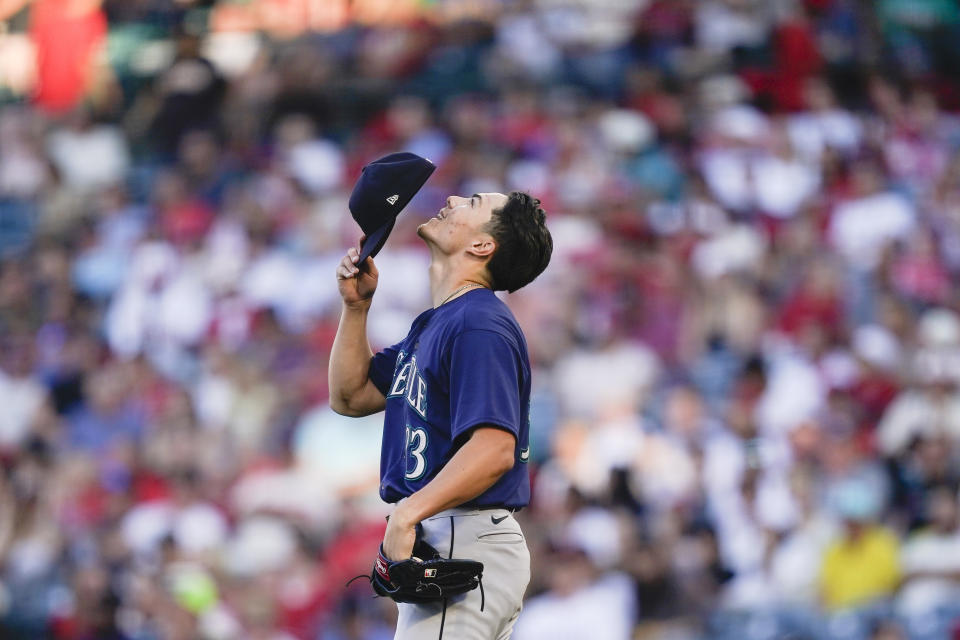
left=389, top=361, right=412, bottom=397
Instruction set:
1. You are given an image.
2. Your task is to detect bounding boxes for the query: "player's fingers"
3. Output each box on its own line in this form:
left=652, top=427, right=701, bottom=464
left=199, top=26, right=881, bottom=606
left=347, top=247, right=359, bottom=264
left=362, top=257, right=378, bottom=277
left=337, top=258, right=359, bottom=279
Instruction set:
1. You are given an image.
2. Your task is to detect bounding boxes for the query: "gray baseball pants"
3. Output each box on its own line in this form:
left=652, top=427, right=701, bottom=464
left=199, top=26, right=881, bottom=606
left=393, top=506, right=531, bottom=640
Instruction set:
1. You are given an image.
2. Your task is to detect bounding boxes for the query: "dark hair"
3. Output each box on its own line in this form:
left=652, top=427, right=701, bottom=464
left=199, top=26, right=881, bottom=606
left=485, top=192, right=553, bottom=293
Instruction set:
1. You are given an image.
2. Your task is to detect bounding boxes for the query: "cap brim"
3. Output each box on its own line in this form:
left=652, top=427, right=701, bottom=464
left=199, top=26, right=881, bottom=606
left=358, top=218, right=395, bottom=263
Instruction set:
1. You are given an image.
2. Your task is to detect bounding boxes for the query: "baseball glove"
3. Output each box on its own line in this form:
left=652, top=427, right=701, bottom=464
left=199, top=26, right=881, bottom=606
left=360, top=526, right=486, bottom=609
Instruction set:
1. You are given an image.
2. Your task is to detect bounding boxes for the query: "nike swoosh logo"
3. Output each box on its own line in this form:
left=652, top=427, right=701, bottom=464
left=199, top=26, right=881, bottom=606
left=491, top=514, right=508, bottom=525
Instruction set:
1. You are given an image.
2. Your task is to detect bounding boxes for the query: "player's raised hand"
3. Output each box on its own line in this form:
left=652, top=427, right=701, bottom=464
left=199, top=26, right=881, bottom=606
left=336, top=244, right=378, bottom=309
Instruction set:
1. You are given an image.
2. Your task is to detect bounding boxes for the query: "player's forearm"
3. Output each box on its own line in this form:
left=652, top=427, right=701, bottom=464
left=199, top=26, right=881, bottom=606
left=394, top=428, right=515, bottom=526
left=329, top=302, right=375, bottom=411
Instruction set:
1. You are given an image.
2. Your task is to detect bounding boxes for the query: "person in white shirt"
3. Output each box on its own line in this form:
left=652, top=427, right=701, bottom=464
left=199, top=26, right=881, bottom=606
left=897, top=486, right=960, bottom=638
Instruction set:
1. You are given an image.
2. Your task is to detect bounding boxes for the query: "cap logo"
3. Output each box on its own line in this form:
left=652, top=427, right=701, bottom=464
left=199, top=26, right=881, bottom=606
left=424, top=568, right=437, bottom=578
left=386, top=194, right=399, bottom=205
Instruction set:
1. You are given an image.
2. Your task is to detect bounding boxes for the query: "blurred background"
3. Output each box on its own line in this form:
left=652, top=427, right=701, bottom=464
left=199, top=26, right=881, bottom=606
left=3, top=0, right=960, bottom=639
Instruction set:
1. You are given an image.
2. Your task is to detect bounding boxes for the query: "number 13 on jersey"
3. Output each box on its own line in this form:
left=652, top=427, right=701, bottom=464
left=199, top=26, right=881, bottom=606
left=404, top=426, right=428, bottom=480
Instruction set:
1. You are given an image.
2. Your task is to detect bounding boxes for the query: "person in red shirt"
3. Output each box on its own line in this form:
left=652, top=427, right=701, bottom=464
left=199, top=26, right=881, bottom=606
left=29, top=0, right=108, bottom=113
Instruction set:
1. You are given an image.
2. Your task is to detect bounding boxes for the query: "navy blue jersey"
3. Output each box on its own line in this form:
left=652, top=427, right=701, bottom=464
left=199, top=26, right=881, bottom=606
left=368, top=288, right=531, bottom=509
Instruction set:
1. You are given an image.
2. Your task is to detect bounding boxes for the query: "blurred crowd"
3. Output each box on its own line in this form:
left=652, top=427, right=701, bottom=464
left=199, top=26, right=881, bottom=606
left=4, top=0, right=960, bottom=639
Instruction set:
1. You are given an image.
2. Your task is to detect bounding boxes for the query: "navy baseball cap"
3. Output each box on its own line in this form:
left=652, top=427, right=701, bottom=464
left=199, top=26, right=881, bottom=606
left=349, top=152, right=436, bottom=262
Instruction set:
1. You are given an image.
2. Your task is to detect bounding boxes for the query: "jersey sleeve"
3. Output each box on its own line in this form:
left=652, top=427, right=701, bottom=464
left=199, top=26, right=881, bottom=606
left=449, top=329, right=522, bottom=441
left=368, top=342, right=401, bottom=396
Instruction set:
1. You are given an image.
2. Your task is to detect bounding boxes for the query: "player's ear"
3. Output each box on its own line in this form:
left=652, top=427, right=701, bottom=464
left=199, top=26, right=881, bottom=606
left=467, top=236, right=495, bottom=259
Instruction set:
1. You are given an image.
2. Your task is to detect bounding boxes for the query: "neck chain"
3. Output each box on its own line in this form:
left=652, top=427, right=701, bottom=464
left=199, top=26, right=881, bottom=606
left=437, top=283, right=484, bottom=307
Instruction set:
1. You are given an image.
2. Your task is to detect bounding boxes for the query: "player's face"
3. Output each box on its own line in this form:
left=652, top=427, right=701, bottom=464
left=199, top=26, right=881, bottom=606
left=417, top=192, right=508, bottom=255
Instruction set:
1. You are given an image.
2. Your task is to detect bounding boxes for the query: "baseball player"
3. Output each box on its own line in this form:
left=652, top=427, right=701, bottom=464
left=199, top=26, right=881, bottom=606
left=330, top=190, right=553, bottom=639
